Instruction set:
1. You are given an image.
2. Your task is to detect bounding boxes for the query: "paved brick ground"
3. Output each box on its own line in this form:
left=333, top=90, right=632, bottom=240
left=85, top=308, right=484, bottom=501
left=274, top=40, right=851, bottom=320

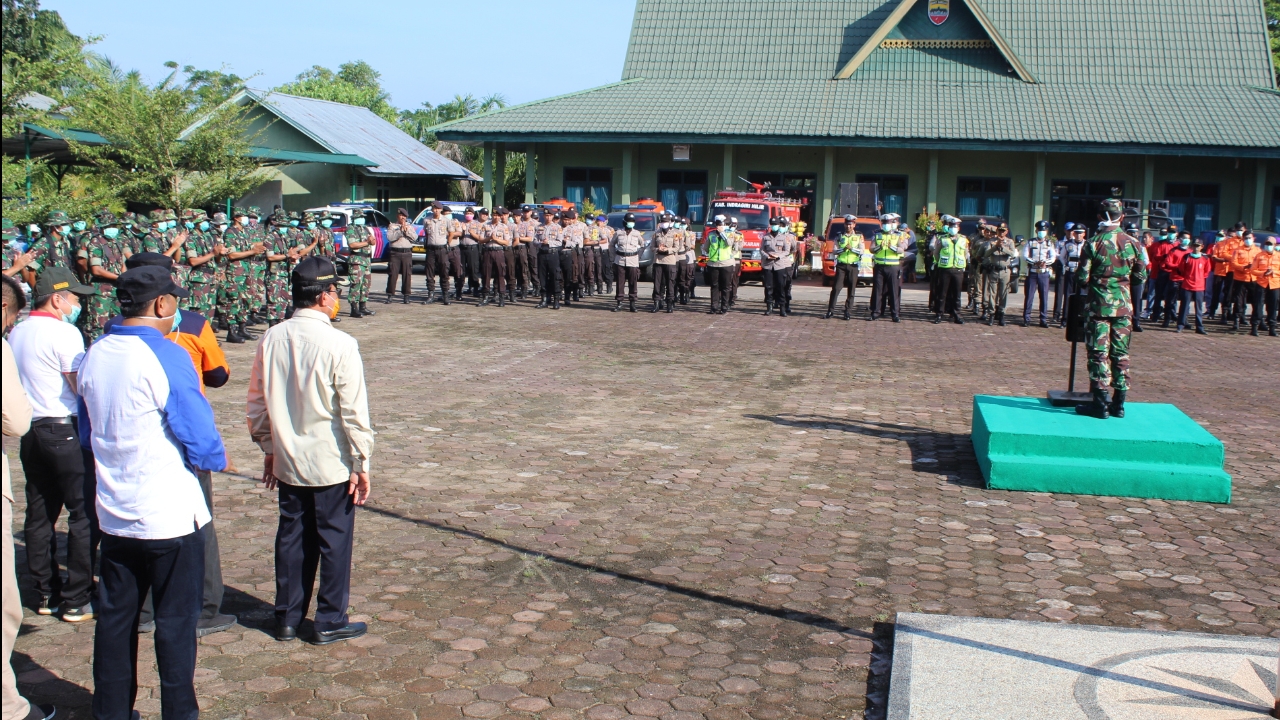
left=10, top=279, right=1279, bottom=720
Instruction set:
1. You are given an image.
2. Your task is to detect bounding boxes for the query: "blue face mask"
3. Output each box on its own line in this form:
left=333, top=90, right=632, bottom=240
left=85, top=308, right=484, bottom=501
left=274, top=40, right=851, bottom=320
left=72, top=220, right=87, bottom=232
left=64, top=302, right=82, bottom=325
left=321, top=219, right=332, bottom=228
left=1190, top=251, right=1202, bottom=258
left=354, top=218, right=365, bottom=226
left=277, top=227, right=288, bottom=235
left=1179, top=238, right=1189, bottom=247
left=198, top=221, right=209, bottom=231
left=103, top=227, right=120, bottom=239
left=626, top=222, right=635, bottom=229
left=170, top=309, right=181, bottom=333
left=289, top=220, right=299, bottom=227
left=184, top=221, right=195, bottom=229
left=307, top=222, right=317, bottom=230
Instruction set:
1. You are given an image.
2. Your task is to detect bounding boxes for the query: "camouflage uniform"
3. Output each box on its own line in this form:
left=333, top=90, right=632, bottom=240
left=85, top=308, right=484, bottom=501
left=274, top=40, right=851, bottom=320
left=264, top=217, right=295, bottom=323
left=81, top=212, right=130, bottom=341
left=184, top=210, right=219, bottom=316
left=1075, top=202, right=1148, bottom=407
left=219, top=213, right=254, bottom=329
left=345, top=221, right=374, bottom=305
left=246, top=207, right=268, bottom=316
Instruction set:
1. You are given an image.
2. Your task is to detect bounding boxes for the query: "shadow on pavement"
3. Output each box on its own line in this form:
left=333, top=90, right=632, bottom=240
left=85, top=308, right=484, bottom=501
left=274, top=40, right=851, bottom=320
left=12, top=650, right=92, bottom=717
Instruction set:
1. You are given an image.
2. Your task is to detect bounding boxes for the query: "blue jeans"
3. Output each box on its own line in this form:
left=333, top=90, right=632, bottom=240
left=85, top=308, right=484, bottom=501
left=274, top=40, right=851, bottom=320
left=94, top=529, right=204, bottom=720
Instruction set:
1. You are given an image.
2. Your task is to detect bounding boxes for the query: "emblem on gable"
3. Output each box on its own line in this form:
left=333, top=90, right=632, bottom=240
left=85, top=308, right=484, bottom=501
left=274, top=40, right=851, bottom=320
left=928, top=0, right=949, bottom=25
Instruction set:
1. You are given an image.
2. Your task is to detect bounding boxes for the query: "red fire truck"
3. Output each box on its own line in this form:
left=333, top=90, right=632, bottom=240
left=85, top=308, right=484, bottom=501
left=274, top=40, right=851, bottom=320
left=698, top=190, right=806, bottom=280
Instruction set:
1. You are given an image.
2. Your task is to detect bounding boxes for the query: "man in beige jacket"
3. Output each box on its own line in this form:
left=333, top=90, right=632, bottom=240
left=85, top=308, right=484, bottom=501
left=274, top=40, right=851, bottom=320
left=2, top=274, right=56, bottom=720
left=246, top=257, right=374, bottom=646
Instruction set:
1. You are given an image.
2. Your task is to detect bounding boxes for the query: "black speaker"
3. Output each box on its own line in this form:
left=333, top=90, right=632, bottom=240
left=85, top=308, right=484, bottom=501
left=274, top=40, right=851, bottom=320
left=838, top=183, right=879, bottom=219
left=1065, top=293, right=1088, bottom=344
left=1148, top=200, right=1171, bottom=231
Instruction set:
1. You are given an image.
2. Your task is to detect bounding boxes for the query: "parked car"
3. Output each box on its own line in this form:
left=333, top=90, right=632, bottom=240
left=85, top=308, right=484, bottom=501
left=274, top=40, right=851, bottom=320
left=306, top=203, right=393, bottom=275
left=408, top=201, right=476, bottom=270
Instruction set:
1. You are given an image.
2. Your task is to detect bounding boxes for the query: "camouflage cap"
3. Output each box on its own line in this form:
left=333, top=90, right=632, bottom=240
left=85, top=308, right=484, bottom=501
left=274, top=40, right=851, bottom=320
left=164, top=209, right=178, bottom=221
left=94, top=210, right=120, bottom=227
left=181, top=208, right=198, bottom=220
left=287, top=211, right=300, bottom=220
left=45, top=210, right=69, bottom=225
left=270, top=210, right=287, bottom=224
left=301, top=211, right=316, bottom=223
left=247, top=205, right=261, bottom=217
left=122, top=211, right=138, bottom=226
left=211, top=212, right=228, bottom=224
left=1100, top=198, right=1125, bottom=224
left=231, top=206, right=247, bottom=218
left=2, top=218, right=16, bottom=238
left=134, top=215, right=152, bottom=230
left=191, top=209, right=208, bottom=222
left=149, top=209, right=166, bottom=223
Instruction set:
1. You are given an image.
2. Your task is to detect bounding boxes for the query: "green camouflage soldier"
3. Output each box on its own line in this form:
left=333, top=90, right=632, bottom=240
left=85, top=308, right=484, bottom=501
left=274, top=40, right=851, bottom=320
left=68, top=215, right=92, bottom=279
left=38, top=210, right=76, bottom=277
left=81, top=211, right=130, bottom=341
left=183, top=209, right=219, bottom=315
left=143, top=210, right=169, bottom=253
left=345, top=213, right=376, bottom=317
left=219, top=208, right=260, bottom=343
left=263, top=212, right=296, bottom=325
left=1074, top=199, right=1148, bottom=419
left=245, top=206, right=268, bottom=321
left=316, top=212, right=338, bottom=259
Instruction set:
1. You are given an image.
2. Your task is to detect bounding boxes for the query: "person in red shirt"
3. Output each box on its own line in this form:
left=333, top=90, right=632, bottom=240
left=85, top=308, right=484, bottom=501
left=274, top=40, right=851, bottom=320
left=1160, top=231, right=1192, bottom=328
left=1147, top=230, right=1177, bottom=323
left=1176, top=239, right=1212, bottom=334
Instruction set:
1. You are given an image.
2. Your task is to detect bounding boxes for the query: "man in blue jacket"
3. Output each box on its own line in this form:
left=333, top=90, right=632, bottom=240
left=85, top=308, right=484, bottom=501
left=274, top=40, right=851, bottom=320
left=77, top=265, right=227, bottom=720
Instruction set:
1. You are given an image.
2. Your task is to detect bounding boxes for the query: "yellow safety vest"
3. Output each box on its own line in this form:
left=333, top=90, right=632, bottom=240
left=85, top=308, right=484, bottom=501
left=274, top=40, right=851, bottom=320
left=936, top=235, right=968, bottom=269
left=836, top=234, right=864, bottom=265
left=872, top=232, right=907, bottom=265
left=707, top=232, right=733, bottom=263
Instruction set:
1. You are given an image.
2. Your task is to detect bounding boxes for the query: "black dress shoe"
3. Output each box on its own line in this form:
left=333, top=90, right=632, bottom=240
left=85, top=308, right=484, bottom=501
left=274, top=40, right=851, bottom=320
left=275, top=624, right=297, bottom=642
left=23, top=704, right=57, bottom=720
left=310, top=621, right=367, bottom=645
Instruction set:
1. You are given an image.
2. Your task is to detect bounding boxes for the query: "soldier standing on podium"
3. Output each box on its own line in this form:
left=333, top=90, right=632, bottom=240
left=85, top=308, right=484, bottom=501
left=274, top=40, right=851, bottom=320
left=1074, top=199, right=1148, bottom=420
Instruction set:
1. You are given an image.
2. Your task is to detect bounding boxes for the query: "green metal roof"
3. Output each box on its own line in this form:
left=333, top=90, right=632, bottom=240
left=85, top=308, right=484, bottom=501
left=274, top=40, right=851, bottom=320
left=436, top=0, right=1280, bottom=155
left=22, top=123, right=109, bottom=145
left=246, top=146, right=374, bottom=166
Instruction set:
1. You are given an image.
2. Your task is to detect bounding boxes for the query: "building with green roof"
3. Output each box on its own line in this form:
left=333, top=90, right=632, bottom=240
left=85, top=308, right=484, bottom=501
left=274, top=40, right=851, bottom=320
left=436, top=0, right=1280, bottom=235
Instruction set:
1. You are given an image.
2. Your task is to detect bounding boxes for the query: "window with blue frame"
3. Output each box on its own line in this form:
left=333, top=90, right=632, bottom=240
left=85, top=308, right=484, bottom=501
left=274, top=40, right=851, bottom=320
left=957, top=177, right=1010, bottom=220
left=656, top=170, right=708, bottom=223
left=1165, top=183, right=1219, bottom=235
left=564, top=168, right=612, bottom=212
left=856, top=174, right=908, bottom=218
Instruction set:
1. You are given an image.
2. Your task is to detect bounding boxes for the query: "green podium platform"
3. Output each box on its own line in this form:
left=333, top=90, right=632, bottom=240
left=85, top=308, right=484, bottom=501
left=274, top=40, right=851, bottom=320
left=971, top=395, right=1231, bottom=503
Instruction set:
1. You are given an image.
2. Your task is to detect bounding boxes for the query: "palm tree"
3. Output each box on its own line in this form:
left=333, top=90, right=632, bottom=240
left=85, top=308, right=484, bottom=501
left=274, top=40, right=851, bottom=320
left=399, top=93, right=507, bottom=202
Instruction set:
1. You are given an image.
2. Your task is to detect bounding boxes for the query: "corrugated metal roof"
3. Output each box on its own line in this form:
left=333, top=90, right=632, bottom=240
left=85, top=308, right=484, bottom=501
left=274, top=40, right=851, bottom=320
left=244, top=90, right=480, bottom=179
left=436, top=0, right=1280, bottom=153
left=247, top=147, right=374, bottom=166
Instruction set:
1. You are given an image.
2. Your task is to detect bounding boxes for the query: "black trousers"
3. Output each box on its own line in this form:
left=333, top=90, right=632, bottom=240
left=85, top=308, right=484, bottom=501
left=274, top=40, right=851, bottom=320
left=730, top=261, right=741, bottom=301
left=1178, top=289, right=1205, bottom=329
left=581, top=246, right=598, bottom=288
left=94, top=529, right=204, bottom=720
left=460, top=244, right=481, bottom=292
left=1130, top=279, right=1145, bottom=320
left=1023, top=271, right=1051, bottom=323
left=526, top=243, right=541, bottom=292
left=1208, top=273, right=1232, bottom=316
left=871, top=264, right=901, bottom=318
left=510, top=245, right=530, bottom=292
left=20, top=419, right=95, bottom=608
left=503, top=246, right=517, bottom=295
left=275, top=482, right=355, bottom=633
left=763, top=267, right=791, bottom=309
left=1150, top=271, right=1172, bottom=320
left=676, top=259, right=693, bottom=296
left=559, top=251, right=577, bottom=295
left=708, top=266, right=734, bottom=311
left=538, top=251, right=562, bottom=300
left=653, top=263, right=677, bottom=306
left=1254, top=286, right=1278, bottom=327
left=614, top=265, right=639, bottom=302
left=424, top=245, right=452, bottom=295
left=1232, top=279, right=1255, bottom=322
left=385, top=249, right=413, bottom=297
left=482, top=249, right=507, bottom=296
left=829, top=264, right=858, bottom=313
left=934, top=268, right=964, bottom=316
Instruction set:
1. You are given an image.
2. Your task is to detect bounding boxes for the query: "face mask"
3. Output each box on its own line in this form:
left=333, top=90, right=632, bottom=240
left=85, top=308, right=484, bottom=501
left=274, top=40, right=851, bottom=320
left=28, top=225, right=40, bottom=236
left=1190, top=251, right=1202, bottom=258
left=625, top=222, right=635, bottom=229
left=464, top=214, right=474, bottom=221
left=61, top=224, right=71, bottom=234
left=1036, top=231, right=1047, bottom=239
left=306, top=222, right=317, bottom=230
left=103, top=227, right=120, bottom=239
left=1264, top=245, right=1275, bottom=253
left=328, top=296, right=340, bottom=319
left=882, top=223, right=897, bottom=232
left=218, top=224, right=229, bottom=232
left=198, top=221, right=209, bottom=231
left=947, top=226, right=958, bottom=236
left=1244, top=239, right=1254, bottom=247
left=73, top=221, right=86, bottom=232
left=354, top=218, right=365, bottom=226
left=287, top=220, right=297, bottom=227
left=169, top=308, right=182, bottom=333
left=321, top=219, right=332, bottom=228
left=277, top=227, right=288, bottom=235
left=63, top=302, right=81, bottom=325
left=184, top=221, right=195, bottom=229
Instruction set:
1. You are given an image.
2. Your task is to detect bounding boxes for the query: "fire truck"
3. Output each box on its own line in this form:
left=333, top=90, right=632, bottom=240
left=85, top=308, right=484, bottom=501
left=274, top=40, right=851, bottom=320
left=698, top=189, right=807, bottom=280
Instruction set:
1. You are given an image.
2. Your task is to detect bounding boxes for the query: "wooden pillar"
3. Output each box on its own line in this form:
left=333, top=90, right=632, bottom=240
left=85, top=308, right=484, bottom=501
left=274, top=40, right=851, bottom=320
left=482, top=142, right=493, bottom=209
left=723, top=144, right=734, bottom=191
left=927, top=150, right=939, bottom=215
left=495, top=142, right=506, bottom=209
left=1032, top=153, right=1046, bottom=224
left=525, top=143, right=536, bottom=204
left=821, top=146, right=835, bottom=224
left=621, top=145, right=634, bottom=205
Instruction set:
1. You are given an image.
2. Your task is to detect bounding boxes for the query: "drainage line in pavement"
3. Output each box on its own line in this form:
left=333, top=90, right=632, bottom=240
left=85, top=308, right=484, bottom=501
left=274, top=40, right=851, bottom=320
left=361, top=503, right=872, bottom=640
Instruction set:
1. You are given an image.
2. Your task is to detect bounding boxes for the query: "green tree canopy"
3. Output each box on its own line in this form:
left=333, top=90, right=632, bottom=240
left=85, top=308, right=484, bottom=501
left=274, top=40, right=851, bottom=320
left=273, top=61, right=397, bottom=122
left=1268, top=0, right=1279, bottom=86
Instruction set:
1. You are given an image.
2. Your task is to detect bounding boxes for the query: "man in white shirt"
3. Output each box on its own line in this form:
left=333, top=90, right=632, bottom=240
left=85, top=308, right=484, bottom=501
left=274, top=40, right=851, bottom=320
left=77, top=266, right=226, bottom=720
left=8, top=267, right=97, bottom=622
left=1022, top=221, right=1059, bottom=328
left=247, top=256, right=373, bottom=645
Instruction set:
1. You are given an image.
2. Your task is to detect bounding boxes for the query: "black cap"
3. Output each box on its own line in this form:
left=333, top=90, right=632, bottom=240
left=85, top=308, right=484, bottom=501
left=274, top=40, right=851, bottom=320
left=495, top=206, right=509, bottom=215
left=396, top=207, right=409, bottom=217
left=476, top=207, right=490, bottom=217
left=291, top=256, right=337, bottom=289
left=623, top=212, right=636, bottom=223
left=431, top=201, right=446, bottom=210
left=115, top=266, right=189, bottom=309
left=564, top=208, right=578, bottom=219
left=1035, top=220, right=1050, bottom=231
left=124, top=251, right=174, bottom=271
left=34, top=266, right=95, bottom=298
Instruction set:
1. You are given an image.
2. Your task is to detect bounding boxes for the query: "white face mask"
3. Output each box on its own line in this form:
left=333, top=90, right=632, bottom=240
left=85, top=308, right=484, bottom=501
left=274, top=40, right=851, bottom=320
left=1036, top=231, right=1047, bottom=239
left=882, top=223, right=897, bottom=233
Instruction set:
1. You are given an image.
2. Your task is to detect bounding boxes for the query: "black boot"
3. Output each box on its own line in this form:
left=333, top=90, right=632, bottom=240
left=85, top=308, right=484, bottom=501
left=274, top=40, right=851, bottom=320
left=843, top=308, right=851, bottom=321
left=402, top=294, right=409, bottom=304
left=952, top=313, right=964, bottom=325
left=349, top=304, right=362, bottom=318
left=768, top=302, right=776, bottom=317
left=497, top=294, right=505, bottom=308
left=1075, top=388, right=1111, bottom=419
left=553, top=295, right=560, bottom=310
left=1109, top=389, right=1127, bottom=418
left=478, top=293, right=490, bottom=307
left=997, top=313, right=1006, bottom=327
left=1249, top=322, right=1259, bottom=337
left=440, top=291, right=450, bottom=306
left=1232, top=318, right=1239, bottom=331
left=536, top=296, right=547, bottom=308
left=629, top=299, right=636, bottom=313
left=1132, top=318, right=1142, bottom=332
left=933, top=314, right=943, bottom=324
left=986, top=314, right=995, bottom=326
left=650, top=301, right=659, bottom=313
left=665, top=300, right=673, bottom=313
left=226, top=326, right=245, bottom=344
left=821, top=306, right=831, bottom=319
left=361, top=303, right=374, bottom=316
left=612, top=302, right=622, bottom=313
left=782, top=302, right=791, bottom=317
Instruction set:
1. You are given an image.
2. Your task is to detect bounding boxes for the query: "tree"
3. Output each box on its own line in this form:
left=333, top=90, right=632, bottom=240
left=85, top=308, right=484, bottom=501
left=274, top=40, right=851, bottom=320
left=63, top=66, right=267, bottom=213
left=171, top=61, right=247, bottom=107
left=1268, top=0, right=1279, bottom=86
left=400, top=94, right=507, bottom=202
left=274, top=61, right=397, bottom=122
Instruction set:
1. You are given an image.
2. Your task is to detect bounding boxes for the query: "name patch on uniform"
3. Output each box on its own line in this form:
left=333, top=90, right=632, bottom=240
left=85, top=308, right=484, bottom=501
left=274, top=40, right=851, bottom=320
left=929, top=0, right=949, bottom=25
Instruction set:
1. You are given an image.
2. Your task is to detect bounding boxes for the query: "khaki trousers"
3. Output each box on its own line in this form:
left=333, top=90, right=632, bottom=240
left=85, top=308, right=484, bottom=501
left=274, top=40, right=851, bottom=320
left=3, top=498, right=31, bottom=720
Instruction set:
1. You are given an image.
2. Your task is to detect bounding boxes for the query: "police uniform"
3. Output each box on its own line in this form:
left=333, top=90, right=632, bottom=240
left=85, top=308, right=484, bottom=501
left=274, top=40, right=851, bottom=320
left=560, top=211, right=587, bottom=302
left=869, top=214, right=909, bottom=322
left=461, top=209, right=485, bottom=296
left=589, top=217, right=615, bottom=296
left=827, top=222, right=868, bottom=320
left=760, top=221, right=796, bottom=316
left=1022, top=223, right=1058, bottom=327
left=1055, top=231, right=1086, bottom=327
left=481, top=210, right=512, bottom=305
left=981, top=232, right=1016, bottom=325
left=536, top=214, right=565, bottom=308
left=514, top=208, right=539, bottom=297
left=422, top=204, right=454, bottom=304
left=929, top=217, right=968, bottom=324
left=651, top=217, right=683, bottom=312
left=612, top=216, right=645, bottom=312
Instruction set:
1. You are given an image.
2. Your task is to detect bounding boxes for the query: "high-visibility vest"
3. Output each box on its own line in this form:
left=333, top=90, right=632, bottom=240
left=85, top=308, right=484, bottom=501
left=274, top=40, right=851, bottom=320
left=836, top=234, right=864, bottom=265
left=872, top=232, right=907, bottom=265
left=937, top=235, right=968, bottom=269
left=707, top=232, right=733, bottom=263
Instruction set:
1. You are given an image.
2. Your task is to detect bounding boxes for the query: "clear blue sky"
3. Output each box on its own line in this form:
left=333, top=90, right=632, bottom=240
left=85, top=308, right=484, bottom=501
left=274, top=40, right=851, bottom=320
left=47, top=0, right=635, bottom=110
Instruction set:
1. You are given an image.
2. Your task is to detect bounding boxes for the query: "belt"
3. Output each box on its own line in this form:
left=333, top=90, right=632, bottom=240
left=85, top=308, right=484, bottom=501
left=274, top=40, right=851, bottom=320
left=32, top=416, right=75, bottom=428
left=484, top=245, right=505, bottom=251
left=559, top=248, right=576, bottom=253
left=615, top=250, right=639, bottom=257
left=539, top=246, right=560, bottom=253
left=389, top=246, right=413, bottom=252
left=425, top=244, right=447, bottom=250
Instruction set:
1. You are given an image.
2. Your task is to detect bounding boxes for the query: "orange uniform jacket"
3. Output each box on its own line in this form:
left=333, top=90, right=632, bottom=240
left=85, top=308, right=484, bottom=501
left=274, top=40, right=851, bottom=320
left=1228, top=245, right=1261, bottom=282
left=1212, top=236, right=1241, bottom=277
left=1250, top=250, right=1280, bottom=290
left=103, top=310, right=229, bottom=391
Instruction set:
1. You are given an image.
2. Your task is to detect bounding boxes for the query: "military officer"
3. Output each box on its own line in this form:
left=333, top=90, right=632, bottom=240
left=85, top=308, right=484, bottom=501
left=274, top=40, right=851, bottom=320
left=929, top=215, right=968, bottom=324
left=460, top=207, right=484, bottom=296
left=185, top=210, right=219, bottom=318
left=651, top=213, right=682, bottom=313
left=560, top=208, right=587, bottom=303
left=868, top=213, right=909, bottom=322
left=480, top=207, right=512, bottom=306
left=1075, top=199, right=1147, bottom=419
left=345, top=212, right=375, bottom=317
left=23, top=210, right=75, bottom=284
left=262, top=213, right=296, bottom=325
left=536, top=210, right=564, bottom=309
left=81, top=211, right=130, bottom=341
left=612, top=212, right=644, bottom=313
left=826, top=215, right=869, bottom=321
left=219, top=208, right=260, bottom=343
left=982, top=225, right=1017, bottom=326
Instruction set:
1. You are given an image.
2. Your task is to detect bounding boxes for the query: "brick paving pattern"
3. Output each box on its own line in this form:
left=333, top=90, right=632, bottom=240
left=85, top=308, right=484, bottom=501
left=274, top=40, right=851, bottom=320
left=10, top=280, right=1279, bottom=719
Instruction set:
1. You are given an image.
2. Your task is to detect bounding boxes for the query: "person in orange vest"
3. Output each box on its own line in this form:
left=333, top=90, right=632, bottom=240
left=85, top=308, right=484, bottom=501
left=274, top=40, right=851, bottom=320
left=1227, top=231, right=1261, bottom=332
left=1247, top=235, right=1279, bottom=337
left=1208, top=225, right=1243, bottom=321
